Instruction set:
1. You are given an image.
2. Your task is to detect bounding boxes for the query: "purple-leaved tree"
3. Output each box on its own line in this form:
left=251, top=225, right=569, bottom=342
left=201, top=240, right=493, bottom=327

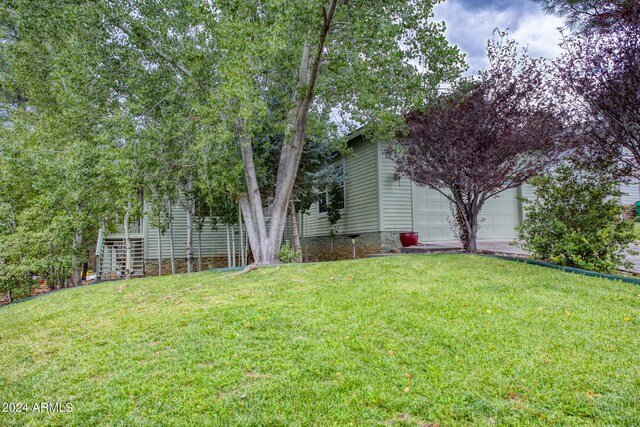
left=555, top=2, right=640, bottom=178
left=388, top=34, right=569, bottom=252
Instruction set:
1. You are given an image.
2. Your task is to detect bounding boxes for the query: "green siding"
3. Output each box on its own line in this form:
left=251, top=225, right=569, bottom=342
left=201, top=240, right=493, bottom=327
left=520, top=183, right=535, bottom=220
left=619, top=181, right=640, bottom=205
left=302, top=136, right=380, bottom=237
left=144, top=204, right=244, bottom=260
left=520, top=183, right=535, bottom=201
left=143, top=205, right=294, bottom=260
left=378, top=142, right=413, bottom=232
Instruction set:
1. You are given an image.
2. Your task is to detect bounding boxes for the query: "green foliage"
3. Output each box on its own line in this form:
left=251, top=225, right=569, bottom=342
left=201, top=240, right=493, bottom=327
left=0, top=0, right=466, bottom=280
left=278, top=241, right=300, bottom=264
left=2, top=256, right=640, bottom=425
left=326, top=181, right=343, bottom=227
left=0, top=264, right=33, bottom=299
left=516, top=165, right=636, bottom=272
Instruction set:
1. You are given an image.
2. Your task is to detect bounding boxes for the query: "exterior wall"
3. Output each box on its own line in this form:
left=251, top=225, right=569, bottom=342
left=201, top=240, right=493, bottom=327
left=302, top=135, right=380, bottom=238
left=380, top=140, right=529, bottom=243
left=378, top=142, right=413, bottom=233
left=103, top=193, right=297, bottom=265
left=620, top=181, right=640, bottom=205
left=144, top=207, right=244, bottom=261
left=302, top=231, right=399, bottom=261
left=145, top=257, right=230, bottom=276
left=520, top=183, right=535, bottom=220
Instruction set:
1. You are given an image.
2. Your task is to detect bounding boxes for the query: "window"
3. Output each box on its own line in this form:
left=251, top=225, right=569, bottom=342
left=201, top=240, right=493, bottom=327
left=318, top=163, right=345, bottom=214
left=318, top=190, right=328, bottom=213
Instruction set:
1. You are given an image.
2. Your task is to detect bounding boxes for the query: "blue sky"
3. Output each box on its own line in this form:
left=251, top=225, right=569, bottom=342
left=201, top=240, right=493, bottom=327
left=434, top=0, right=565, bottom=73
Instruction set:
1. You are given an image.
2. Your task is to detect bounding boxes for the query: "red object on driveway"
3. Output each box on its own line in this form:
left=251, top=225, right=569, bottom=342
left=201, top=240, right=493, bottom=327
left=399, top=232, right=419, bottom=247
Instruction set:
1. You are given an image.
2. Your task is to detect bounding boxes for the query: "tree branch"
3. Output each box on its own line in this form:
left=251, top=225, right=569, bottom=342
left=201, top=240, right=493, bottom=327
left=114, top=22, right=209, bottom=92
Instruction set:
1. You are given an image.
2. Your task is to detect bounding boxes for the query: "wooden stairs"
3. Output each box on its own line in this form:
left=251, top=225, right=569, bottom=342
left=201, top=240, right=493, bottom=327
left=96, top=229, right=145, bottom=281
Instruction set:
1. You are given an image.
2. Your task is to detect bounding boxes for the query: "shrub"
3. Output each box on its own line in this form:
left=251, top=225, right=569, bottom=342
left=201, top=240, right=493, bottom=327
left=516, top=165, right=636, bottom=273
left=0, top=264, right=34, bottom=302
left=278, top=241, right=300, bottom=264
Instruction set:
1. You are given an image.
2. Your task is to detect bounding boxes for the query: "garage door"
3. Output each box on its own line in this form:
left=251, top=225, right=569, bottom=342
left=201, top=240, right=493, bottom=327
left=412, top=186, right=521, bottom=242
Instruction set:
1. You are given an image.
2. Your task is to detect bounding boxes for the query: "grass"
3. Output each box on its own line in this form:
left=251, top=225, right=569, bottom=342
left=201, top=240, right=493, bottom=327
left=1, top=255, right=639, bottom=426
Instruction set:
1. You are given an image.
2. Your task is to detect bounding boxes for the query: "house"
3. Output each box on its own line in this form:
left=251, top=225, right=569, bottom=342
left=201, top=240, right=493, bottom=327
left=301, top=133, right=640, bottom=260
left=98, top=131, right=639, bottom=278
left=96, top=211, right=255, bottom=280
left=619, top=181, right=640, bottom=206
left=299, top=130, right=535, bottom=260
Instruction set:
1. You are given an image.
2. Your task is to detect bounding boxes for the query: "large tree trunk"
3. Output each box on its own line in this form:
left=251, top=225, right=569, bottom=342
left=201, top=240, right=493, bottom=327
left=460, top=200, right=480, bottom=254
left=450, top=193, right=481, bottom=253
left=238, top=130, right=272, bottom=264
left=466, top=221, right=478, bottom=253
left=238, top=0, right=338, bottom=265
left=168, top=202, right=176, bottom=274
left=289, top=201, right=302, bottom=262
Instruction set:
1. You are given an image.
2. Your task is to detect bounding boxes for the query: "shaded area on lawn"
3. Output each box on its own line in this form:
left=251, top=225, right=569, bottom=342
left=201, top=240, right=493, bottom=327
left=1, top=255, right=639, bottom=426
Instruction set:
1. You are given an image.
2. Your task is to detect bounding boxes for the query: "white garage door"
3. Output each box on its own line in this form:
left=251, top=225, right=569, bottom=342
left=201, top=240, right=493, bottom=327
left=412, top=186, right=521, bottom=242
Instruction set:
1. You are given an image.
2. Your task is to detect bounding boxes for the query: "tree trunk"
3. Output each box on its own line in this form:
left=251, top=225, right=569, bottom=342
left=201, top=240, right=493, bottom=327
left=226, top=224, right=232, bottom=268
left=238, top=133, right=273, bottom=265
left=183, top=176, right=195, bottom=274
left=71, top=230, right=83, bottom=286
left=237, top=0, right=338, bottom=265
left=300, top=213, right=305, bottom=262
left=463, top=205, right=479, bottom=253
left=168, top=203, right=176, bottom=274
left=289, top=201, right=302, bottom=262
left=231, top=224, right=236, bottom=268
left=198, top=229, right=202, bottom=272
left=466, top=222, right=478, bottom=253
left=124, top=201, right=132, bottom=279
left=238, top=205, right=245, bottom=267
left=157, top=227, right=162, bottom=276
left=185, top=207, right=194, bottom=274
left=82, top=262, right=88, bottom=281
left=330, top=233, right=335, bottom=261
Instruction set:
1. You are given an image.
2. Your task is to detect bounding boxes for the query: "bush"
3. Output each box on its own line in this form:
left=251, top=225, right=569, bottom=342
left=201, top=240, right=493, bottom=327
left=278, top=241, right=300, bottom=264
left=0, top=264, right=34, bottom=302
left=516, top=166, right=636, bottom=273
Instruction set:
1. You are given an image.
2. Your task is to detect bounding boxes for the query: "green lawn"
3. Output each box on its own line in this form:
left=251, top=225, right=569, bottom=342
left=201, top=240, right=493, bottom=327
left=1, top=255, right=639, bottom=426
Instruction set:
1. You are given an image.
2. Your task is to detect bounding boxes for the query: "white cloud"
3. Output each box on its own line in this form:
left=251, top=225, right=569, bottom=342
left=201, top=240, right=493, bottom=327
left=434, top=0, right=565, bottom=73
left=510, top=13, right=564, bottom=60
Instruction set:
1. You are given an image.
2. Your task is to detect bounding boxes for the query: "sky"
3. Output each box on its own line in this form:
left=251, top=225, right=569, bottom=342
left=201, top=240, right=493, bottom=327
left=433, top=0, right=566, bottom=74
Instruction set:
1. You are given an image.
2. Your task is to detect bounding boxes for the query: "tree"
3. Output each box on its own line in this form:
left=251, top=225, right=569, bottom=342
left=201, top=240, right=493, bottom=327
left=517, top=164, right=635, bottom=273
left=226, top=1, right=463, bottom=264
left=534, top=0, right=639, bottom=33
left=0, top=0, right=139, bottom=288
left=99, top=0, right=465, bottom=265
left=2, top=0, right=464, bottom=268
left=388, top=34, right=568, bottom=252
left=552, top=3, right=640, bottom=178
